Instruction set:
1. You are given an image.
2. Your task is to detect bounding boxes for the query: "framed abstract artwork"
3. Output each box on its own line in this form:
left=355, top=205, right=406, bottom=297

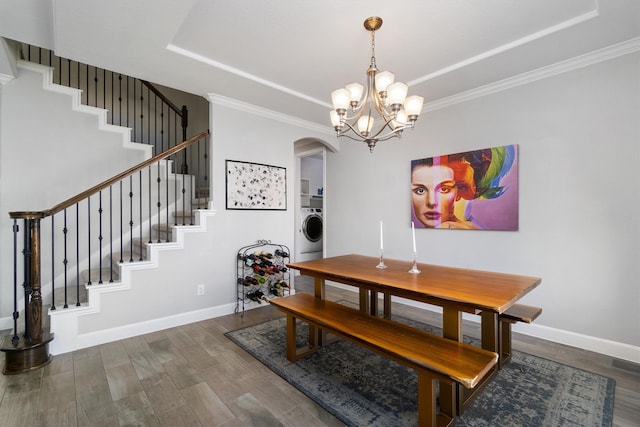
left=410, top=145, right=519, bottom=230
left=225, top=160, right=287, bottom=210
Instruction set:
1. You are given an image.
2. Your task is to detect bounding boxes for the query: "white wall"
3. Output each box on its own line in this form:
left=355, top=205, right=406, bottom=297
left=0, top=63, right=150, bottom=320
left=206, top=97, right=331, bottom=310
left=326, top=53, right=640, bottom=356
left=301, top=156, right=323, bottom=198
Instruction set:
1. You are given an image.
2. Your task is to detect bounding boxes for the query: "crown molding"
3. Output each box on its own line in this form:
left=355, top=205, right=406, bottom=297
left=423, top=36, right=640, bottom=113
left=206, top=93, right=334, bottom=136
left=168, top=43, right=330, bottom=109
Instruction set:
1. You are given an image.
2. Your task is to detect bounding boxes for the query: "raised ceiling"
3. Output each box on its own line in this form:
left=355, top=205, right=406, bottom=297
left=0, top=0, right=638, bottom=129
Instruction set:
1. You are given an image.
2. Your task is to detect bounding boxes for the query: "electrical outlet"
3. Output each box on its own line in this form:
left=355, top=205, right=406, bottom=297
left=197, top=284, right=205, bottom=296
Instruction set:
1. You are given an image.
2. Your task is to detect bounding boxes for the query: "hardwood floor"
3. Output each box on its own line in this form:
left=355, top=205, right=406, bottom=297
left=1, top=276, right=638, bottom=426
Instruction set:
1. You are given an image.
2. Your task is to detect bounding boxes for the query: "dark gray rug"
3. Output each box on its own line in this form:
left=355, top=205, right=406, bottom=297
left=225, top=312, right=614, bottom=426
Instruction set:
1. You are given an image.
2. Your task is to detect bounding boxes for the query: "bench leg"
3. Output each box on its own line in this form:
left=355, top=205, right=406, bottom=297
left=499, top=319, right=514, bottom=368
left=285, top=314, right=319, bottom=362
left=418, top=373, right=455, bottom=427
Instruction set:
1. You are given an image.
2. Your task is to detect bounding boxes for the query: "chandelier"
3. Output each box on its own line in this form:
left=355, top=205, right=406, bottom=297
left=330, top=17, right=424, bottom=153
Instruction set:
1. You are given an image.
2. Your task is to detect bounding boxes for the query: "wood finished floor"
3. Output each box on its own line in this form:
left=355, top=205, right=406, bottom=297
left=1, top=276, right=639, bottom=426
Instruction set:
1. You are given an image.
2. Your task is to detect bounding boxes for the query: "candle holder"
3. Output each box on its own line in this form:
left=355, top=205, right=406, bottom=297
left=408, top=252, right=421, bottom=274
left=376, top=249, right=388, bottom=269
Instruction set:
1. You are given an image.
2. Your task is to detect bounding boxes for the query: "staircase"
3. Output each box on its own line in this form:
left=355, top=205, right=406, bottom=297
left=2, top=56, right=218, bottom=364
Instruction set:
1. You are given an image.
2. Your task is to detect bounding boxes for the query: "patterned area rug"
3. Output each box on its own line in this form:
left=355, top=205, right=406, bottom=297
left=225, top=312, right=614, bottom=427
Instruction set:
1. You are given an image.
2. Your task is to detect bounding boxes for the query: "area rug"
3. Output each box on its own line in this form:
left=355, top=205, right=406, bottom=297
left=225, top=312, right=614, bottom=427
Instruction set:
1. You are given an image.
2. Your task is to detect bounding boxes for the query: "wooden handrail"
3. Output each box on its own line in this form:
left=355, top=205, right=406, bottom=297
left=9, top=130, right=209, bottom=220
left=140, top=80, right=183, bottom=116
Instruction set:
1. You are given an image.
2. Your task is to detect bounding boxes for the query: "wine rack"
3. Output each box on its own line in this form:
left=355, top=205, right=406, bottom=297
left=236, top=240, right=291, bottom=315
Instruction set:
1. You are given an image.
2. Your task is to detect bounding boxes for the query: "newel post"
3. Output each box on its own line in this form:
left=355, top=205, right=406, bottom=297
left=1, top=213, right=54, bottom=375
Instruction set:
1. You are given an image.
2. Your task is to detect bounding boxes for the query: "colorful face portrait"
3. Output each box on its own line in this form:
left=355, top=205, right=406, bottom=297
left=411, top=145, right=519, bottom=230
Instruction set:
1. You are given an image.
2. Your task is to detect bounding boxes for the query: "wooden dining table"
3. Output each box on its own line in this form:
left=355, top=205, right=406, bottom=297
left=287, top=253, right=542, bottom=413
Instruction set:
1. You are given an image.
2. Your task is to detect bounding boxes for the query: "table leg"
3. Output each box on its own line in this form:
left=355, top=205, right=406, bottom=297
left=359, top=288, right=369, bottom=313
left=383, top=293, right=391, bottom=318
left=442, top=306, right=462, bottom=341
left=480, top=311, right=499, bottom=354
left=313, top=276, right=325, bottom=299
left=313, top=277, right=326, bottom=346
left=441, top=306, right=463, bottom=415
left=370, top=291, right=378, bottom=315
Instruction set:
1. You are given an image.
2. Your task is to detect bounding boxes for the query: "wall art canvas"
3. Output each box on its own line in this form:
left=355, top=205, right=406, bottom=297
left=226, top=160, right=287, bottom=210
left=411, top=144, right=518, bottom=230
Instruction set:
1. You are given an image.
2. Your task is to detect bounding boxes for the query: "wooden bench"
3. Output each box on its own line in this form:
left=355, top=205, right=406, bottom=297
left=493, top=304, right=542, bottom=368
left=270, top=293, right=498, bottom=427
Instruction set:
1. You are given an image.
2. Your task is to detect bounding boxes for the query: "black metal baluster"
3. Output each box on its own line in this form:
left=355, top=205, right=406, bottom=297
left=11, top=220, right=19, bottom=344
left=166, top=112, right=171, bottom=232
left=156, top=161, right=162, bottom=243
left=204, top=135, right=210, bottom=205
left=148, top=166, right=152, bottom=244
left=87, top=197, right=92, bottom=285
left=98, top=191, right=103, bottom=284
left=147, top=85, right=151, bottom=148
left=154, top=96, right=158, bottom=154
left=187, top=143, right=193, bottom=225
left=126, top=76, right=130, bottom=128
left=139, top=171, right=143, bottom=261
left=76, top=203, right=80, bottom=306
left=174, top=122, right=179, bottom=226
left=118, top=74, right=122, bottom=127
left=129, top=176, right=134, bottom=262
left=120, top=180, right=124, bottom=264
left=109, top=185, right=114, bottom=282
left=103, top=68, right=106, bottom=110
left=63, top=209, right=69, bottom=308
left=111, top=71, right=114, bottom=125
left=134, top=78, right=137, bottom=141
left=94, top=66, right=98, bottom=107
left=50, top=216, right=56, bottom=311
left=85, top=62, right=89, bottom=105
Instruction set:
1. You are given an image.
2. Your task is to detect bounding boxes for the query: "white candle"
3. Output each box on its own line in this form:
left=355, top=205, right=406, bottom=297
left=380, top=221, right=384, bottom=251
left=411, top=221, right=417, bottom=254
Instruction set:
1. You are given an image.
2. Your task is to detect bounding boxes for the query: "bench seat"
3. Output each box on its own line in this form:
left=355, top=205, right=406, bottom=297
left=501, top=304, right=542, bottom=324
left=270, top=293, right=498, bottom=427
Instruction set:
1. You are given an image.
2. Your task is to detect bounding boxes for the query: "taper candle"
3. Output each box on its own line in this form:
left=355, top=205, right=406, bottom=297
left=380, top=221, right=384, bottom=251
left=411, top=221, right=417, bottom=253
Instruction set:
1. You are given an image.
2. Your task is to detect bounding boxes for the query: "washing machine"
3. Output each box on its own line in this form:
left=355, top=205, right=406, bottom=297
left=300, top=208, right=323, bottom=253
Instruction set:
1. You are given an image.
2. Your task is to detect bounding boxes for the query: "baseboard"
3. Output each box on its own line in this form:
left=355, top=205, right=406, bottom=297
left=51, top=302, right=237, bottom=355
left=327, top=281, right=640, bottom=365
left=0, top=316, right=13, bottom=331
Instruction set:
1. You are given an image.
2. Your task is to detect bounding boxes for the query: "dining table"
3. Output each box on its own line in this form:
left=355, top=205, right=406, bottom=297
left=286, top=253, right=542, bottom=413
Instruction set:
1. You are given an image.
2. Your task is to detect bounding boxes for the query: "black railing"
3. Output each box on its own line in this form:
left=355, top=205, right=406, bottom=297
left=21, top=44, right=193, bottom=173
left=3, top=131, right=209, bottom=371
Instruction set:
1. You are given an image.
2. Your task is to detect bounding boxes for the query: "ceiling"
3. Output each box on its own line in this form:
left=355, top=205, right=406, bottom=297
left=0, top=0, right=638, bottom=130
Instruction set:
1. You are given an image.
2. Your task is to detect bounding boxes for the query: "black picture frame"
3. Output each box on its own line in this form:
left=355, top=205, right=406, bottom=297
left=225, top=160, right=287, bottom=210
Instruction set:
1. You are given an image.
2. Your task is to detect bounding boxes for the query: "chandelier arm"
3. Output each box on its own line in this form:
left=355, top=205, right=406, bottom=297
left=337, top=120, right=367, bottom=140
left=336, top=133, right=374, bottom=143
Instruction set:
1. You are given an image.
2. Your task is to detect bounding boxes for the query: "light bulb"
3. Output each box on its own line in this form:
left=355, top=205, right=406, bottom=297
left=331, top=88, right=350, bottom=111
left=404, top=95, right=424, bottom=118
left=387, top=82, right=408, bottom=106
left=375, top=71, right=395, bottom=93
left=345, top=83, right=364, bottom=106
left=358, top=115, right=374, bottom=134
